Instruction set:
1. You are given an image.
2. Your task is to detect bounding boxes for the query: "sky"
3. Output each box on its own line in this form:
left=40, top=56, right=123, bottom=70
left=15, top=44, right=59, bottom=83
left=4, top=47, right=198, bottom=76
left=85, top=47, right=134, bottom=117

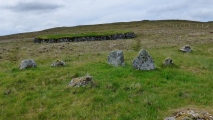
left=0, top=0, right=213, bottom=36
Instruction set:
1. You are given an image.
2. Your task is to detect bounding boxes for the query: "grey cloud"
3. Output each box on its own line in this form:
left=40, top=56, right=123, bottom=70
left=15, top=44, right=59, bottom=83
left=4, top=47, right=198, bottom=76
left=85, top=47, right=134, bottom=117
left=5, top=1, right=62, bottom=12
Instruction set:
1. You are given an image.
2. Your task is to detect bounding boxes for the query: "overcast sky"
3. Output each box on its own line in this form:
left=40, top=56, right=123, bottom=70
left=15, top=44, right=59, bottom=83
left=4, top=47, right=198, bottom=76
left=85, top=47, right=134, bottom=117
left=0, top=0, right=212, bottom=36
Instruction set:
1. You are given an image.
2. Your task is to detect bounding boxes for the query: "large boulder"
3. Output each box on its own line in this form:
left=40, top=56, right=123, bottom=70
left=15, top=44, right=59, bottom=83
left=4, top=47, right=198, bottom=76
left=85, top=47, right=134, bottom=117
left=50, top=59, right=66, bottom=67
left=69, top=76, right=93, bottom=87
left=132, top=49, right=155, bottom=70
left=180, top=45, right=192, bottom=52
left=19, top=59, right=36, bottom=70
left=108, top=50, right=125, bottom=66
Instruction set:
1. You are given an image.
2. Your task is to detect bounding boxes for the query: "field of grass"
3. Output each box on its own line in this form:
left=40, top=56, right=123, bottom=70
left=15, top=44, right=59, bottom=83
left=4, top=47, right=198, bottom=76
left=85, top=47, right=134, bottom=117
left=0, top=20, right=213, bottom=119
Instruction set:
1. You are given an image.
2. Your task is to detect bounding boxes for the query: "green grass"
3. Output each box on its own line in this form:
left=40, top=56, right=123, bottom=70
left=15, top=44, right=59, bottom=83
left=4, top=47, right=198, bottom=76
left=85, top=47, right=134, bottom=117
left=37, top=30, right=132, bottom=39
left=0, top=20, right=213, bottom=119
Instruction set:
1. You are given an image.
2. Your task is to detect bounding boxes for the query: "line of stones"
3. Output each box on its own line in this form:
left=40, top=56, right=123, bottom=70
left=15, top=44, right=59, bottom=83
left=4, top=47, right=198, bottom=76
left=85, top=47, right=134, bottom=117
left=18, top=45, right=191, bottom=87
left=34, top=32, right=135, bottom=43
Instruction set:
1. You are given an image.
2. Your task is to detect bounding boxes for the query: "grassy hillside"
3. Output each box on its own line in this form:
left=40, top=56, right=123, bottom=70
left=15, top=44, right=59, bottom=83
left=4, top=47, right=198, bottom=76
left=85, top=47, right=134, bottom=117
left=0, top=20, right=213, bottom=119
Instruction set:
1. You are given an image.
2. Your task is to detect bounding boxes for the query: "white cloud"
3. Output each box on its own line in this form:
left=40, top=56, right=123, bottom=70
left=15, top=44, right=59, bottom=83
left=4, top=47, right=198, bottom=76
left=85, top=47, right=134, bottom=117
left=0, top=0, right=212, bottom=36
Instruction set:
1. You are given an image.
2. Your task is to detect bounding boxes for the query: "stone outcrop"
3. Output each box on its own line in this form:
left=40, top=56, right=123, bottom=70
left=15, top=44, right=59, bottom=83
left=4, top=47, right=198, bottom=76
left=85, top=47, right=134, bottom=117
left=108, top=50, right=125, bottom=66
left=34, top=32, right=135, bottom=43
left=50, top=59, right=66, bottom=67
left=180, top=45, right=192, bottom=52
left=164, top=117, right=175, bottom=120
left=69, top=76, right=93, bottom=87
left=132, top=49, right=155, bottom=70
left=164, top=109, right=213, bottom=120
left=164, top=57, right=173, bottom=66
left=19, top=59, right=36, bottom=69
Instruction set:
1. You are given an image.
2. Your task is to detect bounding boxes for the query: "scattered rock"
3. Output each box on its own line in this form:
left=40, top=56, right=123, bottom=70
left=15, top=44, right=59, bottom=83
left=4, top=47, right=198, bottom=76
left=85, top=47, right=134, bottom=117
left=132, top=49, right=155, bottom=70
left=165, top=109, right=213, bottom=120
left=69, top=76, right=93, bottom=87
left=164, top=117, right=176, bottom=120
left=19, top=59, right=36, bottom=70
left=50, top=59, right=66, bottom=67
left=164, top=57, right=173, bottom=66
left=180, top=45, right=192, bottom=53
left=108, top=50, right=125, bottom=66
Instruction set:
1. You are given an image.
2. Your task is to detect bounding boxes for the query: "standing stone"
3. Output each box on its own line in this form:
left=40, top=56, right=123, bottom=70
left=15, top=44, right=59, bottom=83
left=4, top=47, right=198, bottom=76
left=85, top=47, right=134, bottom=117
left=132, top=49, right=155, bottom=70
left=50, top=59, right=66, bottom=67
left=19, top=59, right=36, bottom=69
left=180, top=45, right=192, bottom=52
left=108, top=50, right=125, bottom=66
left=164, top=57, right=173, bottom=66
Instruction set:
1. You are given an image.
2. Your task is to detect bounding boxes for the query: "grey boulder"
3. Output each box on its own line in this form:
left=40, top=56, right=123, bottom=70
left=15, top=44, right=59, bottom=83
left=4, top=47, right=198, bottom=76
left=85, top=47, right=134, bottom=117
left=50, top=59, right=66, bottom=67
left=19, top=59, right=36, bottom=69
left=180, top=45, right=192, bottom=52
left=164, top=57, right=173, bottom=66
left=108, top=50, right=125, bottom=66
left=132, top=49, right=155, bottom=70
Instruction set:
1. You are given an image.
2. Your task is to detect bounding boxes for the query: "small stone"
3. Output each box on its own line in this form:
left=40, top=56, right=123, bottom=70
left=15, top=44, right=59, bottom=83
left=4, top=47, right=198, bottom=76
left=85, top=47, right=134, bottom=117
left=19, top=59, right=36, bottom=70
left=132, top=49, right=155, bottom=70
left=50, top=59, right=66, bottom=67
left=69, top=76, right=93, bottom=87
left=164, top=57, right=173, bottom=66
left=180, top=45, right=192, bottom=52
left=187, top=110, right=195, bottom=115
left=164, top=117, right=176, bottom=120
left=108, top=50, right=125, bottom=66
left=183, top=117, right=192, bottom=120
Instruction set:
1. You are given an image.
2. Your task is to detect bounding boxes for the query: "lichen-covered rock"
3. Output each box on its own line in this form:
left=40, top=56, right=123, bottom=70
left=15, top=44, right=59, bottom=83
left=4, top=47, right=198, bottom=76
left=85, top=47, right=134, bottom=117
left=164, top=109, right=213, bottom=120
left=132, top=49, right=155, bottom=70
left=19, top=59, right=36, bottom=69
left=164, top=117, right=176, bottom=120
left=69, top=76, right=93, bottom=87
left=180, top=45, right=192, bottom=52
left=108, top=50, right=125, bottom=66
left=50, top=59, right=66, bottom=67
left=164, top=57, right=173, bottom=66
